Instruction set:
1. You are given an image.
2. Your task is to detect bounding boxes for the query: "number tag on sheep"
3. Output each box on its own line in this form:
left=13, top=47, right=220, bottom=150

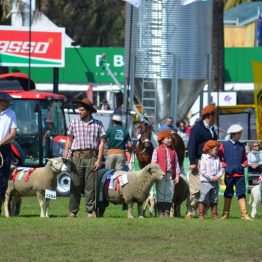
left=45, top=189, right=57, bottom=200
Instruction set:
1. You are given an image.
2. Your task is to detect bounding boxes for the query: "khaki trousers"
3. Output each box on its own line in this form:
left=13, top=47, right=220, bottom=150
left=69, top=156, right=97, bottom=214
left=189, top=161, right=201, bottom=210
left=105, top=154, right=126, bottom=170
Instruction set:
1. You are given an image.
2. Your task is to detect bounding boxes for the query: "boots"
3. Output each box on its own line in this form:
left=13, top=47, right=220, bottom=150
left=221, top=198, right=231, bottom=219
left=239, top=198, right=253, bottom=221
left=163, top=203, right=172, bottom=218
left=210, top=203, right=218, bottom=220
left=198, top=203, right=205, bottom=219
left=157, top=202, right=164, bottom=218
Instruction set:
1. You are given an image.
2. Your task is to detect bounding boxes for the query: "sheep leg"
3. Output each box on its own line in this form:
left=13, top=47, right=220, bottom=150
left=127, top=202, right=134, bottom=218
left=36, top=191, right=46, bottom=218
left=45, top=199, right=50, bottom=218
left=4, top=190, right=11, bottom=218
left=137, top=203, right=144, bottom=219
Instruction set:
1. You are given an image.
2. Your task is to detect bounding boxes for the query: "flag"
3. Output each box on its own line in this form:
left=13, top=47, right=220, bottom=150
left=181, top=0, right=208, bottom=6
left=123, top=0, right=141, bottom=8
left=256, top=14, right=262, bottom=46
left=21, top=0, right=36, bottom=11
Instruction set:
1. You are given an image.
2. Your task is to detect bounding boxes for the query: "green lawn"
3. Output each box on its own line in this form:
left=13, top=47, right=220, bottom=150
left=0, top=196, right=261, bottom=262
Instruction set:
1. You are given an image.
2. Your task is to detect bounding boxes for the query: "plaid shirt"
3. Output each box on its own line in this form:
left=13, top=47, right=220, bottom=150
left=67, top=116, right=105, bottom=150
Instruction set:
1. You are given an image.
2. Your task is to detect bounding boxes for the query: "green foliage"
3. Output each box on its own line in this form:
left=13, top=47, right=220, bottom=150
left=43, top=0, right=125, bottom=47
left=0, top=196, right=261, bottom=262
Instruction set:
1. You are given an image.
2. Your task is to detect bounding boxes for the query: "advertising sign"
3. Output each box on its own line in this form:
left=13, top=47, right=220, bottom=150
left=252, top=61, right=262, bottom=140
left=0, top=26, right=65, bottom=67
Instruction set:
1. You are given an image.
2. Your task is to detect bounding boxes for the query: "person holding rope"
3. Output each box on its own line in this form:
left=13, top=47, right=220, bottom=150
left=151, top=130, right=181, bottom=218
left=63, top=98, right=105, bottom=218
left=0, top=92, right=17, bottom=214
left=186, top=104, right=218, bottom=218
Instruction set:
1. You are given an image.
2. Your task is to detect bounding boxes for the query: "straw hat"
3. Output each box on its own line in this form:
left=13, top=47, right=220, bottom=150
left=112, top=115, right=122, bottom=123
left=74, top=98, right=97, bottom=113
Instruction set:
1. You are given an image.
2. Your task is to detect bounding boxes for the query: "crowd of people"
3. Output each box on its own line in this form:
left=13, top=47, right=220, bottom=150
left=0, top=92, right=261, bottom=220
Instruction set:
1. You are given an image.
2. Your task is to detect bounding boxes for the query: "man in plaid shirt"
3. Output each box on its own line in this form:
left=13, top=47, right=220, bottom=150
left=64, top=98, right=105, bottom=218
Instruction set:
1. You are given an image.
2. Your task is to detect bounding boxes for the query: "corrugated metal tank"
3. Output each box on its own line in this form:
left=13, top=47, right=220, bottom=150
left=124, top=0, right=213, bottom=125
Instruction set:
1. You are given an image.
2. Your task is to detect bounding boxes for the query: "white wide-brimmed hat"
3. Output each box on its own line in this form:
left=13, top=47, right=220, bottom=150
left=112, top=114, right=122, bottom=123
left=227, top=124, right=243, bottom=134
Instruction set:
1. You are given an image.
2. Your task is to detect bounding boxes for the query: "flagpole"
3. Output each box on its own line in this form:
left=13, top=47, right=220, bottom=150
left=28, top=0, right=32, bottom=90
left=125, top=4, right=134, bottom=128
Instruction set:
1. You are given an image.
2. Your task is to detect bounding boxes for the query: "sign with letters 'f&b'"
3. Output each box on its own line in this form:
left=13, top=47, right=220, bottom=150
left=0, top=26, right=65, bottom=67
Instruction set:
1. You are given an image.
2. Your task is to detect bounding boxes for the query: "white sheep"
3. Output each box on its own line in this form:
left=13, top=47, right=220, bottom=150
left=249, top=183, right=261, bottom=219
left=4, top=157, right=71, bottom=218
left=98, top=164, right=164, bottom=218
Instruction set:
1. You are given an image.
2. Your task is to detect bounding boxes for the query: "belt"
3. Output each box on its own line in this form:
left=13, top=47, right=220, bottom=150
left=72, top=149, right=98, bottom=159
left=107, top=149, right=125, bottom=155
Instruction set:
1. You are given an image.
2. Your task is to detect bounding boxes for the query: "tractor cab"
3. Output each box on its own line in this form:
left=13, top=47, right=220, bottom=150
left=0, top=73, right=66, bottom=167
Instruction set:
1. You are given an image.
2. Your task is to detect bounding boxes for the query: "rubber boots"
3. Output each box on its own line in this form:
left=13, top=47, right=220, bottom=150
left=163, top=203, right=172, bottom=218
left=239, top=198, right=253, bottom=221
left=157, top=202, right=164, bottom=218
left=198, top=203, right=205, bottom=219
left=221, top=198, right=231, bottom=219
left=210, top=203, right=218, bottom=220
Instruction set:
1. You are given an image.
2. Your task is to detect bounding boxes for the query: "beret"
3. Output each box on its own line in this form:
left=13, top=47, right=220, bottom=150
left=201, top=105, right=216, bottom=116
left=203, top=140, right=219, bottom=153
left=157, top=130, right=172, bottom=142
left=227, top=124, right=243, bottom=134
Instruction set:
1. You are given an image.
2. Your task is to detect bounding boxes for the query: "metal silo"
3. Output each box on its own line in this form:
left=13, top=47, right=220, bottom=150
left=124, top=0, right=213, bottom=127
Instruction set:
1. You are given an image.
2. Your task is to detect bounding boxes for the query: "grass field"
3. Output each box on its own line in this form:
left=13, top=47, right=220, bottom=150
left=0, top=196, right=261, bottom=262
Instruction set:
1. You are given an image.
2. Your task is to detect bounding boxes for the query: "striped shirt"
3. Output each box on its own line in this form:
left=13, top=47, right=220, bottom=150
left=200, top=153, right=224, bottom=182
left=67, top=116, right=105, bottom=150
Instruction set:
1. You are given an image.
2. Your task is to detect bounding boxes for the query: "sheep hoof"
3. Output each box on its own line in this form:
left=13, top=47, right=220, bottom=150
left=138, top=216, right=144, bottom=219
left=128, top=215, right=134, bottom=219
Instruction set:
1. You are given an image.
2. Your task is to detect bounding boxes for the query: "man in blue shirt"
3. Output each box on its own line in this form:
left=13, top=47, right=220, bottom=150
left=159, top=116, right=174, bottom=131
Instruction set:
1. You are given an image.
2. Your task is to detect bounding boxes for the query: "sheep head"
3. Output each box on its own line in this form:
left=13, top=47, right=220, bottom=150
left=143, top=164, right=164, bottom=180
left=46, top=157, right=71, bottom=173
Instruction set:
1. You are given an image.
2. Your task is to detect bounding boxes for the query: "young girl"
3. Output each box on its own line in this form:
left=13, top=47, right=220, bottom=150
left=151, top=130, right=181, bottom=218
left=199, top=140, right=224, bottom=220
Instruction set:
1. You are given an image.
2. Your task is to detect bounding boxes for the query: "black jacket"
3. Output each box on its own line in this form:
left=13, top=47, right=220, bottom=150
left=188, top=120, right=218, bottom=165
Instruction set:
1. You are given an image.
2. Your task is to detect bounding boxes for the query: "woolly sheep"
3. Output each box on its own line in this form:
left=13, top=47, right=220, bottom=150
left=99, top=164, right=164, bottom=218
left=249, top=183, right=261, bottom=219
left=4, top=157, right=71, bottom=218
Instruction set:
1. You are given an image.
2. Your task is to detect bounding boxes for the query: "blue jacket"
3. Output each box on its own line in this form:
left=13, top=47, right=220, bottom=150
left=222, top=140, right=245, bottom=175
left=188, top=120, right=217, bottom=165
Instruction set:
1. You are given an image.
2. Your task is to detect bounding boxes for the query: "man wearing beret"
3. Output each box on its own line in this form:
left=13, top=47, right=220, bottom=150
left=0, top=92, right=17, bottom=213
left=186, top=104, right=218, bottom=218
left=63, top=98, right=106, bottom=218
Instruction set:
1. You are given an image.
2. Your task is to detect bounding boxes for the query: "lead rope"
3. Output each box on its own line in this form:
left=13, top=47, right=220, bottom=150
left=0, top=152, right=3, bottom=169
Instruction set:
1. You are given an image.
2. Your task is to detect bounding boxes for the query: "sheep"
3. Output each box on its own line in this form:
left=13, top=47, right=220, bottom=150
left=98, top=163, right=164, bottom=218
left=142, top=185, right=157, bottom=217
left=4, top=157, right=71, bottom=218
left=249, top=183, right=261, bottom=219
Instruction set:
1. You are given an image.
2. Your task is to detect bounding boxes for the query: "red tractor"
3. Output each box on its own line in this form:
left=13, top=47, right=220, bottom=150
left=0, top=72, right=70, bottom=195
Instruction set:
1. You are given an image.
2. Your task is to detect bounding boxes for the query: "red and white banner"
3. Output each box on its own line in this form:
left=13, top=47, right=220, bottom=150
left=0, top=26, right=65, bottom=67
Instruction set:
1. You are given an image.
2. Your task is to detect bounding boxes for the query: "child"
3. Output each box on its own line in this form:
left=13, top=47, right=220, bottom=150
left=219, top=124, right=253, bottom=220
left=199, top=140, right=224, bottom=220
left=151, top=130, right=181, bottom=218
